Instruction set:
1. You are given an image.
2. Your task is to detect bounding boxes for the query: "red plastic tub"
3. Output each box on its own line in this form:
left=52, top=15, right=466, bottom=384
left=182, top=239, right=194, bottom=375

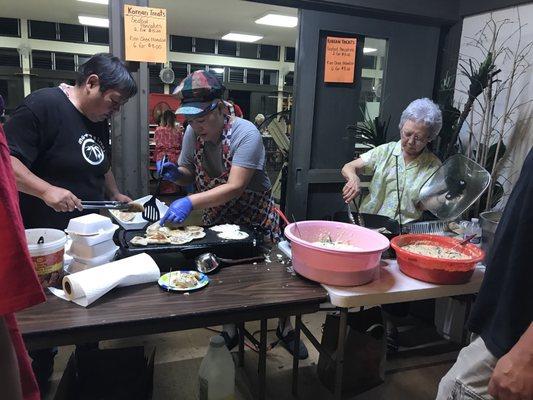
left=390, top=234, right=485, bottom=284
left=284, top=221, right=390, bottom=286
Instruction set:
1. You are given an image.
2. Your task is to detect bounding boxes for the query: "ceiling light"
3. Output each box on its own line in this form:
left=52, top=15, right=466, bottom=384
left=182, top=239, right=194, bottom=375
left=210, top=68, right=224, bottom=74
left=363, top=47, right=377, bottom=54
left=77, top=0, right=108, bottom=4
left=78, top=15, right=109, bottom=28
left=255, top=14, right=297, bottom=28
left=221, top=33, right=263, bottom=43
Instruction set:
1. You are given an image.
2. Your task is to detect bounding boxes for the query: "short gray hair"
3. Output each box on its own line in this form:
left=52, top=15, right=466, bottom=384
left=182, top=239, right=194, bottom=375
left=399, top=98, right=442, bottom=140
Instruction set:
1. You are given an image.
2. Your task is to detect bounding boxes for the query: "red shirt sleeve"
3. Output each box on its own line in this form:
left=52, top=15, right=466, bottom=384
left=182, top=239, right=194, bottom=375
left=0, top=125, right=45, bottom=315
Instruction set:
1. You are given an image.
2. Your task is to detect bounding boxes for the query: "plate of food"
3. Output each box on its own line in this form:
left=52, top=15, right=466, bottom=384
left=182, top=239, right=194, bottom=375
left=158, top=270, right=209, bottom=292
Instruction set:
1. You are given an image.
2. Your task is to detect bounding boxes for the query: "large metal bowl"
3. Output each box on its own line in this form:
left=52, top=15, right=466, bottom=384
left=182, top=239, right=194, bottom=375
left=391, top=234, right=484, bottom=284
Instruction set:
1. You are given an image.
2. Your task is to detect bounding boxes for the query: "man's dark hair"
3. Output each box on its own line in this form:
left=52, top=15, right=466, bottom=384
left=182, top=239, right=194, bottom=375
left=76, top=53, right=137, bottom=98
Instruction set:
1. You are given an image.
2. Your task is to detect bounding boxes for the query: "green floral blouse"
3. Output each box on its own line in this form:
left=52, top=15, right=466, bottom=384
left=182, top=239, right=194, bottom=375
left=359, top=141, right=441, bottom=223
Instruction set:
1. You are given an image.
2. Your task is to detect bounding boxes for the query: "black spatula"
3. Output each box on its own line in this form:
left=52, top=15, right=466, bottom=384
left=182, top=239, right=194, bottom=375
left=142, top=155, right=167, bottom=223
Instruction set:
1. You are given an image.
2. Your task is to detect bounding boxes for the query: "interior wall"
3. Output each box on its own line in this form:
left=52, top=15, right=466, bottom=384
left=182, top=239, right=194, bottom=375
left=454, top=3, right=533, bottom=207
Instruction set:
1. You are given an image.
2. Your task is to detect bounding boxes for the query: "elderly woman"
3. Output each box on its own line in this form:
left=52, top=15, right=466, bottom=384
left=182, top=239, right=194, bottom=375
left=341, top=98, right=442, bottom=223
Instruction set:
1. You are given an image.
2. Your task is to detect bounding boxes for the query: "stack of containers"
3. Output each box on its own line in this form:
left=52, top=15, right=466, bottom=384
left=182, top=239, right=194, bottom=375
left=65, top=214, right=119, bottom=272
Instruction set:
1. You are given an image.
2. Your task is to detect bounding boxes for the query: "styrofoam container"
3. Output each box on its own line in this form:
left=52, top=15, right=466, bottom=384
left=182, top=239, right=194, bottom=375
left=65, top=259, right=92, bottom=274
left=65, top=214, right=114, bottom=236
left=72, top=246, right=118, bottom=267
left=68, top=224, right=119, bottom=246
left=68, top=239, right=118, bottom=259
left=109, top=195, right=169, bottom=230
left=284, top=221, right=390, bottom=286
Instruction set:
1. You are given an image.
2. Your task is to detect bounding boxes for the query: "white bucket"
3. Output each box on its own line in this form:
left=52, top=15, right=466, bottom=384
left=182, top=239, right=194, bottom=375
left=25, top=228, right=67, bottom=287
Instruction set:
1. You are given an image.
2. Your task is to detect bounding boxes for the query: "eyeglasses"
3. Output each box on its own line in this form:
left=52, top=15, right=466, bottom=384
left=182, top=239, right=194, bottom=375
left=401, top=131, right=429, bottom=144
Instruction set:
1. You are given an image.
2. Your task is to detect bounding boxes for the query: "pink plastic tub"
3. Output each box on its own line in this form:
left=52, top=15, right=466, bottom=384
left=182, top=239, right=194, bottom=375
left=284, top=220, right=390, bottom=286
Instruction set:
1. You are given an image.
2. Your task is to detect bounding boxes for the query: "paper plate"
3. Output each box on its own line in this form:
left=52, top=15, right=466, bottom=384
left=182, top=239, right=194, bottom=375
left=158, top=270, right=209, bottom=292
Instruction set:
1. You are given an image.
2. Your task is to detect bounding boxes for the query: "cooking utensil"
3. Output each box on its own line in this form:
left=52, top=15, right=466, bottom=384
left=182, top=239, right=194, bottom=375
left=195, top=252, right=265, bottom=274
left=390, top=234, right=484, bottom=284
left=346, top=203, right=356, bottom=225
left=404, top=220, right=449, bottom=235
left=81, top=201, right=143, bottom=211
left=352, top=200, right=365, bottom=227
left=291, top=213, right=303, bottom=238
left=449, top=234, right=477, bottom=252
left=143, top=155, right=168, bottom=222
left=419, top=154, right=491, bottom=221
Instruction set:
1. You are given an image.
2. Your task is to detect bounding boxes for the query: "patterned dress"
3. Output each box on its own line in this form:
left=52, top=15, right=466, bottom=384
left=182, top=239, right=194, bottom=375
left=154, top=125, right=183, bottom=194
left=193, top=118, right=281, bottom=242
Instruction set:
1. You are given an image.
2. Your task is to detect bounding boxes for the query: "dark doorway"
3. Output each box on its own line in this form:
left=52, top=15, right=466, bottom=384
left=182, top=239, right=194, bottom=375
left=227, top=89, right=251, bottom=120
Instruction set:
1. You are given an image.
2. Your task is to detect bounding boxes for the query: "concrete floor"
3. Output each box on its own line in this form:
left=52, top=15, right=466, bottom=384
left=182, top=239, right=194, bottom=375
left=44, top=312, right=459, bottom=400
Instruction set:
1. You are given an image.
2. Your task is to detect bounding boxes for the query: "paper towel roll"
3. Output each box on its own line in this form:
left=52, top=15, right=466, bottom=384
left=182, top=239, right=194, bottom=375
left=61, top=253, right=160, bottom=307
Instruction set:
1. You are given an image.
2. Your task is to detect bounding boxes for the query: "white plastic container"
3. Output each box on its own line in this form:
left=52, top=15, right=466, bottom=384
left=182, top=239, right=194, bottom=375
left=65, top=259, right=91, bottom=274
left=69, top=239, right=118, bottom=259
left=68, top=224, right=119, bottom=246
left=72, top=246, right=118, bottom=267
left=109, top=195, right=169, bottom=230
left=25, top=228, right=67, bottom=287
left=470, top=218, right=482, bottom=246
left=198, top=335, right=235, bottom=400
left=65, top=214, right=114, bottom=236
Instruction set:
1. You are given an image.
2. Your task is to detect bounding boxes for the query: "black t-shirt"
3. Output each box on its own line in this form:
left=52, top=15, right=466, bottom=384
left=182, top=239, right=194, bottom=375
left=468, top=148, right=533, bottom=358
left=4, top=87, right=110, bottom=229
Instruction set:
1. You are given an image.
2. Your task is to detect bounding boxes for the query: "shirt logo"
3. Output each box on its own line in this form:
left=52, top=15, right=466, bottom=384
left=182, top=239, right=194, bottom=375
left=79, top=134, right=105, bottom=165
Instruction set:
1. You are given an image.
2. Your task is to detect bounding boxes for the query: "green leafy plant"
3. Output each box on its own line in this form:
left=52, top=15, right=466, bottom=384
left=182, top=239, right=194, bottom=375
left=347, top=109, right=390, bottom=151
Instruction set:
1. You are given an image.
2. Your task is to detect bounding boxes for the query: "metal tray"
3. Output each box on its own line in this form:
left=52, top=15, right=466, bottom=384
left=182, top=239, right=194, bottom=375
left=116, top=225, right=261, bottom=260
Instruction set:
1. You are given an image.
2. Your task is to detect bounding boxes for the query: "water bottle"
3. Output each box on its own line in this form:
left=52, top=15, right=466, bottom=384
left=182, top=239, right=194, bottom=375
left=198, top=336, right=235, bottom=400
left=470, top=218, right=482, bottom=246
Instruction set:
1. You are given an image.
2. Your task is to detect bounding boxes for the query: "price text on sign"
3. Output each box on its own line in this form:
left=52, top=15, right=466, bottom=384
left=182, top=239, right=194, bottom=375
left=324, top=36, right=357, bottom=83
left=124, top=5, right=167, bottom=63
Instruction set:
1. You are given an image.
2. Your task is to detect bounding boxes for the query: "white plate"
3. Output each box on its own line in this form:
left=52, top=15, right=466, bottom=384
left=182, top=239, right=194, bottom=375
left=158, top=271, right=209, bottom=292
left=109, top=195, right=169, bottom=230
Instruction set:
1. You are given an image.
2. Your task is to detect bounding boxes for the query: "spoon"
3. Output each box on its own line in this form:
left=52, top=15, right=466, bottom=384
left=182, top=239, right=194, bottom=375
left=195, top=253, right=265, bottom=274
left=449, top=234, right=477, bottom=252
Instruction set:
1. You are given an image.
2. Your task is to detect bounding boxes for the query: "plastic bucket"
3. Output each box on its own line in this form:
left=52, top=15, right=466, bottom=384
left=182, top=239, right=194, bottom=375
left=25, top=228, right=67, bottom=287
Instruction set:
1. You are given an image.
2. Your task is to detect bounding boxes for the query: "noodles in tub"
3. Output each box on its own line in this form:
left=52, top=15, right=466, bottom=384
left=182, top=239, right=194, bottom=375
left=402, top=243, right=471, bottom=260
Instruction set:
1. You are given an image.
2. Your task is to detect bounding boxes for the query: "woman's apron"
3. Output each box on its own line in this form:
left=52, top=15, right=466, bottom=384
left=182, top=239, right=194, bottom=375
left=193, top=118, right=281, bottom=243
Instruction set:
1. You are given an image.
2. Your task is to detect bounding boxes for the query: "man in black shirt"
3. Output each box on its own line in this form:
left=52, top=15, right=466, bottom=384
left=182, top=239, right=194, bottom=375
left=5, top=53, right=137, bottom=230
left=437, top=148, right=533, bottom=400
left=4, top=53, right=137, bottom=394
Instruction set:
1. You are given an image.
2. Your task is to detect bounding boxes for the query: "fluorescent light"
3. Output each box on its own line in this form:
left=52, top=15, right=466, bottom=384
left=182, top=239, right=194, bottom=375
left=255, top=14, right=297, bottom=28
left=78, top=15, right=109, bottom=28
left=221, top=33, right=263, bottom=43
left=210, top=68, right=225, bottom=74
left=363, top=47, right=377, bottom=54
left=77, top=0, right=108, bottom=4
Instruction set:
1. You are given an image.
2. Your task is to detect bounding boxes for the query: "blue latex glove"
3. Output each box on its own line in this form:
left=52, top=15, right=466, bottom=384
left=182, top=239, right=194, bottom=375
left=160, top=196, right=193, bottom=225
left=157, top=161, right=181, bottom=182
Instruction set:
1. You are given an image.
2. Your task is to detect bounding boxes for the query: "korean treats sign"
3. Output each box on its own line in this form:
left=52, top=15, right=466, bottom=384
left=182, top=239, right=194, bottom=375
left=324, top=36, right=357, bottom=83
left=124, top=5, right=167, bottom=63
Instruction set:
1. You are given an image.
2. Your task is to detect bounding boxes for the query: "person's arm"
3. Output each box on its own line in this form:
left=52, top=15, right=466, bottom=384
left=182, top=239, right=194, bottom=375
left=103, top=169, right=132, bottom=203
left=0, top=317, right=23, bottom=400
left=341, top=158, right=366, bottom=203
left=488, top=323, right=533, bottom=400
left=10, top=156, right=82, bottom=212
left=189, top=165, right=255, bottom=209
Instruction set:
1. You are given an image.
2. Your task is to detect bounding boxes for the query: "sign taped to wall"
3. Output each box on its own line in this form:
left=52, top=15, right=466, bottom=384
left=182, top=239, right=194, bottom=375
left=124, top=5, right=167, bottom=63
left=324, top=36, right=357, bottom=83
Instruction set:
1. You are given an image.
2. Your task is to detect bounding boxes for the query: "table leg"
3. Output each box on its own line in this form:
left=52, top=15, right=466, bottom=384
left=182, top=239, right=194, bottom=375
left=334, top=308, right=348, bottom=400
left=292, top=315, right=302, bottom=397
left=238, top=322, right=245, bottom=367
left=258, top=319, right=267, bottom=400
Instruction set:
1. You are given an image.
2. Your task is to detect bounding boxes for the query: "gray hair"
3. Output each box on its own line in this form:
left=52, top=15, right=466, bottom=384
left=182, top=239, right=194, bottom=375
left=399, top=98, right=442, bottom=140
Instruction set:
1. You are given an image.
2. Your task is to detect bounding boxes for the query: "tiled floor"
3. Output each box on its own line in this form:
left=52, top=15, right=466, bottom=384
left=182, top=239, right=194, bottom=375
left=44, top=312, right=459, bottom=399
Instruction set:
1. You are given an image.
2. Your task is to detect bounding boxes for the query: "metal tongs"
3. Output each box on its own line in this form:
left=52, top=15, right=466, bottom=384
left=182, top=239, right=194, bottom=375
left=81, top=201, right=135, bottom=210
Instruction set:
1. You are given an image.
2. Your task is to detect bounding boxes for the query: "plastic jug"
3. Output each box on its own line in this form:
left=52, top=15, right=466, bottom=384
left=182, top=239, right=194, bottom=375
left=198, top=336, right=235, bottom=400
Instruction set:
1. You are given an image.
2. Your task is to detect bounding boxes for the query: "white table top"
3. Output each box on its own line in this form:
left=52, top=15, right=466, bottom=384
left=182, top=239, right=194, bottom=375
left=323, top=260, right=485, bottom=308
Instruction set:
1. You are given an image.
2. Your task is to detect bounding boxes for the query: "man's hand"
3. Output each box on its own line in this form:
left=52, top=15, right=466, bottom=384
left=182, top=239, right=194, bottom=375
left=111, top=193, right=133, bottom=203
left=157, top=161, right=182, bottom=183
left=41, top=186, right=82, bottom=212
left=342, top=177, right=361, bottom=203
left=488, top=346, right=533, bottom=400
left=160, top=197, right=193, bottom=225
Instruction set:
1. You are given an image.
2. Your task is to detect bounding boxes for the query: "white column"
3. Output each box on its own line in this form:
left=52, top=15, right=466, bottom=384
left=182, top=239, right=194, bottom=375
left=18, top=19, right=31, bottom=96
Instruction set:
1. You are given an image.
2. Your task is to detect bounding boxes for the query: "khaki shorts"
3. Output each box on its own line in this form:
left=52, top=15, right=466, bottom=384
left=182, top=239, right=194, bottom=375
left=436, top=335, right=497, bottom=400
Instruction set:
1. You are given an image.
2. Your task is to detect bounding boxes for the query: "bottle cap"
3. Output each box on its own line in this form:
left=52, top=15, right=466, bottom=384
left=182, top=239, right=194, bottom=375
left=210, top=335, right=226, bottom=348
